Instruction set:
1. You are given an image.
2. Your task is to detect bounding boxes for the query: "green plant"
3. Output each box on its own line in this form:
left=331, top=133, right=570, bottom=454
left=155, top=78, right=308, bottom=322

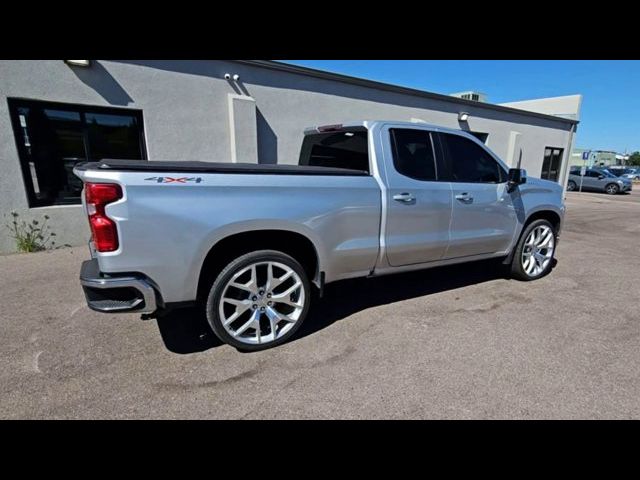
left=627, top=152, right=640, bottom=166
left=5, top=211, right=56, bottom=252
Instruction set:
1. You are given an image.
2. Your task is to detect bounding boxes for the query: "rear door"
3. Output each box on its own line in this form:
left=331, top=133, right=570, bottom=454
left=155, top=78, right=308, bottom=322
left=382, top=127, right=452, bottom=266
left=436, top=132, right=518, bottom=259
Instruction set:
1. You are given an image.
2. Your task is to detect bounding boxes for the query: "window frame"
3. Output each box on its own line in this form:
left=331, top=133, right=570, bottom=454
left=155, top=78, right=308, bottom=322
left=388, top=128, right=439, bottom=182
left=7, top=98, right=147, bottom=208
left=435, top=131, right=508, bottom=184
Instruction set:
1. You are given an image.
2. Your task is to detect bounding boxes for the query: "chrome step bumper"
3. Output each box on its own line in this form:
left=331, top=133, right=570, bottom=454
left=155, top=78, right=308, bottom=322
left=80, top=259, right=158, bottom=314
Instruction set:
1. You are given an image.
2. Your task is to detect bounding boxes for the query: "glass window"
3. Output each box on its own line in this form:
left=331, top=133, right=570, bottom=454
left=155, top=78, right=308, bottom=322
left=541, top=147, right=563, bottom=181
left=86, top=112, right=143, bottom=161
left=8, top=99, right=146, bottom=207
left=439, top=133, right=505, bottom=183
left=298, top=129, right=369, bottom=173
left=389, top=128, right=437, bottom=181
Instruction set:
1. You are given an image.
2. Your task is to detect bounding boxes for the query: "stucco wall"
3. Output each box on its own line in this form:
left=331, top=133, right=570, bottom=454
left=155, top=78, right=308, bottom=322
left=0, top=60, right=575, bottom=252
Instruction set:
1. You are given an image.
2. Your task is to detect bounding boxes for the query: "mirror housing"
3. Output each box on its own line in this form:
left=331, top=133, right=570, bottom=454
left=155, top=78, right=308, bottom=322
left=598, top=175, right=605, bottom=180
left=507, top=168, right=527, bottom=191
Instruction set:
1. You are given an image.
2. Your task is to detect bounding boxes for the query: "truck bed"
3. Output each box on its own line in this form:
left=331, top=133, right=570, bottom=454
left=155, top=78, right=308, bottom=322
left=74, top=159, right=368, bottom=176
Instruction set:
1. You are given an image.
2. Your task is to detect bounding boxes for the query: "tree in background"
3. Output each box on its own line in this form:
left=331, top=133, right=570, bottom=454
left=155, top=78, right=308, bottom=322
left=628, top=152, right=640, bottom=166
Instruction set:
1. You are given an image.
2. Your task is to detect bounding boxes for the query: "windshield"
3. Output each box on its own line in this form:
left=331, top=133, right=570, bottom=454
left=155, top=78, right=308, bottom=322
left=600, top=169, right=618, bottom=178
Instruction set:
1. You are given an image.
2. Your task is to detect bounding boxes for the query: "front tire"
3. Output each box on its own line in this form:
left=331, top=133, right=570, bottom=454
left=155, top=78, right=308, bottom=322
left=205, top=250, right=311, bottom=351
left=510, top=219, right=557, bottom=281
left=605, top=183, right=619, bottom=195
left=567, top=180, right=577, bottom=191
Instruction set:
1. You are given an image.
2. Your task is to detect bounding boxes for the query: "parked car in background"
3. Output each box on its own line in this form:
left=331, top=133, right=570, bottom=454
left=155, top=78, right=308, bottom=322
left=567, top=167, right=632, bottom=194
left=607, top=166, right=640, bottom=180
left=622, top=167, right=640, bottom=181
left=605, top=166, right=627, bottom=177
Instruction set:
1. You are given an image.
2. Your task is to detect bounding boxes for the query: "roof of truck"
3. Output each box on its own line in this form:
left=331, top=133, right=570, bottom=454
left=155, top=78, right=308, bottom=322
left=303, top=120, right=484, bottom=137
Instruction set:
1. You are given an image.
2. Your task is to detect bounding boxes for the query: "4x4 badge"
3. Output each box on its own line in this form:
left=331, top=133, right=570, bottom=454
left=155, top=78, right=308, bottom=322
left=145, top=177, right=203, bottom=184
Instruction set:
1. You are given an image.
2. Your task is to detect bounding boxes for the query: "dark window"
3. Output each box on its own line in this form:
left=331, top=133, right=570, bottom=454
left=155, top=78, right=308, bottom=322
left=8, top=99, right=146, bottom=207
left=541, top=147, right=563, bottom=181
left=85, top=112, right=143, bottom=161
left=298, top=128, right=369, bottom=173
left=439, top=133, right=505, bottom=183
left=587, top=170, right=602, bottom=178
left=389, top=128, right=437, bottom=181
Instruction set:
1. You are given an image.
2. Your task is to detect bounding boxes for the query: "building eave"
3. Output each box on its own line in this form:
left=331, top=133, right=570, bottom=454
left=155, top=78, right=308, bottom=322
left=234, top=60, right=580, bottom=127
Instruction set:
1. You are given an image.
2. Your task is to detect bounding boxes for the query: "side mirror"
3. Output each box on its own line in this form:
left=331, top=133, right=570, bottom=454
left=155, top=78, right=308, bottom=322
left=598, top=175, right=605, bottom=180
left=507, top=168, right=527, bottom=191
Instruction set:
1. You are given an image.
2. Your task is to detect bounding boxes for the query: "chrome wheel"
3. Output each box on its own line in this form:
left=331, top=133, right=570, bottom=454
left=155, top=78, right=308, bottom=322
left=218, top=261, right=305, bottom=345
left=605, top=184, right=618, bottom=195
left=521, top=225, right=555, bottom=277
left=567, top=181, right=576, bottom=191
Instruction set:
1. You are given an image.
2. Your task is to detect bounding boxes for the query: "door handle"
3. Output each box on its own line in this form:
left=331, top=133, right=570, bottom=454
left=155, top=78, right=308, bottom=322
left=393, top=192, right=416, bottom=203
left=455, top=193, right=474, bottom=204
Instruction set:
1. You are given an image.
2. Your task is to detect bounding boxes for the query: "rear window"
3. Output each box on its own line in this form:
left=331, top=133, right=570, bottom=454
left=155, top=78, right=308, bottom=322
left=298, top=129, right=369, bottom=173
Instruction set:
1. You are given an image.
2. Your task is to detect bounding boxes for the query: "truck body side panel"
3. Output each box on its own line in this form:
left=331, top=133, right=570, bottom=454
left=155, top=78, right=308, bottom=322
left=74, top=169, right=381, bottom=303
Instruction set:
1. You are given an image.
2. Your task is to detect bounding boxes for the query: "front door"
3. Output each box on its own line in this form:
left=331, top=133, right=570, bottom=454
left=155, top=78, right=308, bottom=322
left=437, top=132, right=518, bottom=259
left=582, top=169, right=604, bottom=190
left=382, top=127, right=452, bottom=267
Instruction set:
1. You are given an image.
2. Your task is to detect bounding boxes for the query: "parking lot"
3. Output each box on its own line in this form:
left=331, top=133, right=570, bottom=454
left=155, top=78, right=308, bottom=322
left=1, top=190, right=639, bottom=419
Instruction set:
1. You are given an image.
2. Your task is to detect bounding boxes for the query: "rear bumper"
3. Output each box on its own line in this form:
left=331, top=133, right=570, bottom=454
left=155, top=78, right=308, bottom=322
left=80, top=259, right=158, bottom=314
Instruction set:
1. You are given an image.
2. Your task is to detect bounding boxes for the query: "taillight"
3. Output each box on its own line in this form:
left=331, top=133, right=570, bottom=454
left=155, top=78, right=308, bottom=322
left=84, top=182, right=123, bottom=252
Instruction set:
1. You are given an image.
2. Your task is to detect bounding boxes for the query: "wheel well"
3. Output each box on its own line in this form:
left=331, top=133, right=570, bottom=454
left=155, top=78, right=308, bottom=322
left=196, top=230, right=319, bottom=300
left=524, top=210, right=561, bottom=233
left=503, top=209, right=562, bottom=266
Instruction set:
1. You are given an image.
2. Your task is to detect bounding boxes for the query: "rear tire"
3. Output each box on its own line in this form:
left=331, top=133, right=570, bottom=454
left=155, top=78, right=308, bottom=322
left=605, top=183, right=619, bottom=195
left=567, top=180, right=577, bottom=191
left=510, top=219, right=557, bottom=281
left=205, top=250, right=311, bottom=351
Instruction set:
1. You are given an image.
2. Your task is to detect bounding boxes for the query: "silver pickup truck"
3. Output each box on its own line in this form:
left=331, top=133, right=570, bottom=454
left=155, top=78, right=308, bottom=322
left=74, top=120, right=565, bottom=350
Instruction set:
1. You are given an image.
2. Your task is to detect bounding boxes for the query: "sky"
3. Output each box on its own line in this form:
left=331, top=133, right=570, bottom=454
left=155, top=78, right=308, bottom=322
left=284, top=60, right=640, bottom=154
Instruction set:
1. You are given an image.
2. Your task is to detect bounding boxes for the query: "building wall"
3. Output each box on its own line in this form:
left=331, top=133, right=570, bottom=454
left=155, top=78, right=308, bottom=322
left=570, top=148, right=618, bottom=167
left=500, top=94, right=583, bottom=121
left=0, top=60, right=576, bottom=252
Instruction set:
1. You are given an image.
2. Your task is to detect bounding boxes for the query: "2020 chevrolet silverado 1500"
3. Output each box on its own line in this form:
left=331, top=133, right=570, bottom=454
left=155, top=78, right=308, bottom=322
left=74, top=121, right=565, bottom=350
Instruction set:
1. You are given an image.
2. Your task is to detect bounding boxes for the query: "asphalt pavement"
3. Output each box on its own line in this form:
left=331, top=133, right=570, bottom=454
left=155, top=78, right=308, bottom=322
left=1, top=190, right=639, bottom=419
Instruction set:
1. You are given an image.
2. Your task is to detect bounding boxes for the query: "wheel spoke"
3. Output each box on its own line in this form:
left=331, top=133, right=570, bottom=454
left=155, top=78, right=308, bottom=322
left=272, top=280, right=302, bottom=300
left=270, top=270, right=294, bottom=291
left=234, top=310, right=260, bottom=337
left=524, top=256, right=534, bottom=274
left=273, top=297, right=303, bottom=308
left=538, top=231, right=553, bottom=248
left=229, top=264, right=258, bottom=294
left=266, top=305, right=295, bottom=324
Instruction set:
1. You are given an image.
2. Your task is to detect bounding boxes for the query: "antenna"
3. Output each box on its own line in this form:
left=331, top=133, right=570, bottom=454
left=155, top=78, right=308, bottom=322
left=517, top=148, right=523, bottom=169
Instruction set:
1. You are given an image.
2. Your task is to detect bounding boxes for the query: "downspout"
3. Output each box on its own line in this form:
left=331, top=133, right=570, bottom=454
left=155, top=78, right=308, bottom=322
left=560, top=122, right=578, bottom=196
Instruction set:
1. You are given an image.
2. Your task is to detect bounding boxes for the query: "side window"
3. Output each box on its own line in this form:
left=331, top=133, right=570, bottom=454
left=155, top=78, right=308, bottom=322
left=440, top=133, right=505, bottom=183
left=298, top=129, right=369, bottom=173
left=587, top=170, right=601, bottom=178
left=389, top=128, right=437, bottom=181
